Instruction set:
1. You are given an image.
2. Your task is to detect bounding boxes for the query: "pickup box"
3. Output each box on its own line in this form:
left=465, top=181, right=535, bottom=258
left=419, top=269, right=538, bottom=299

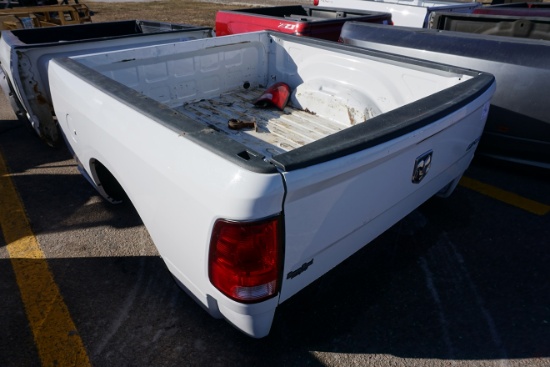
left=312, top=0, right=480, bottom=27
left=484, top=2, right=550, bottom=9
left=430, top=11, right=550, bottom=39
left=0, top=20, right=213, bottom=146
left=340, top=19, right=550, bottom=169
left=215, top=5, right=392, bottom=40
left=473, top=2, right=550, bottom=17
left=48, top=32, right=495, bottom=337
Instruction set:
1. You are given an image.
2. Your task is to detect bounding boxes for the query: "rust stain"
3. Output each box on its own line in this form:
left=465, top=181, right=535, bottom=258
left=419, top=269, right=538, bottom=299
left=228, top=118, right=257, bottom=131
left=347, top=108, right=356, bottom=125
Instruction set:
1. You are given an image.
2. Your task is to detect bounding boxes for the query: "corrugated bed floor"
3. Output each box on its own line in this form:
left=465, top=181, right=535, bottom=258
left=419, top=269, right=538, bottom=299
left=175, top=88, right=345, bottom=159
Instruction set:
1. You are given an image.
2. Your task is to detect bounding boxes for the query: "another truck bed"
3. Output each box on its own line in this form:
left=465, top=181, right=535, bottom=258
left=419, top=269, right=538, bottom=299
left=429, top=12, right=550, bottom=39
left=312, top=0, right=480, bottom=27
left=215, top=5, right=392, bottom=40
left=0, top=20, right=213, bottom=146
left=473, top=3, right=550, bottom=18
left=340, top=20, right=550, bottom=169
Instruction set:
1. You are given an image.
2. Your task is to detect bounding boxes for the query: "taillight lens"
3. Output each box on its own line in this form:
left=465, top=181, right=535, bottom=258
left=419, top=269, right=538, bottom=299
left=313, top=0, right=319, bottom=5
left=209, top=216, right=282, bottom=303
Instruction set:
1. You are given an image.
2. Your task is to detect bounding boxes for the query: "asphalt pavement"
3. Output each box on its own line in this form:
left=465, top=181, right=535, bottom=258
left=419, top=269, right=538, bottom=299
left=1, top=57, right=549, bottom=367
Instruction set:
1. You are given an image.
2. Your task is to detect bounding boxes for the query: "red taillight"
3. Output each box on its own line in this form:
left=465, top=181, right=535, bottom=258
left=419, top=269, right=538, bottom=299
left=209, top=216, right=282, bottom=303
left=313, top=0, right=319, bottom=5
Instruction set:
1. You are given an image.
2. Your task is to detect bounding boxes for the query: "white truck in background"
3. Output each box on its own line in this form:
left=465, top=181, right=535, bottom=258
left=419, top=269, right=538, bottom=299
left=312, top=0, right=480, bottom=27
left=48, top=32, right=495, bottom=337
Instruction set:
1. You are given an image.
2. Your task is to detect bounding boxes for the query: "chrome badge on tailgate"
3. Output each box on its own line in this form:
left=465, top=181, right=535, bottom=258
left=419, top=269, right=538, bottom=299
left=412, top=150, right=433, bottom=184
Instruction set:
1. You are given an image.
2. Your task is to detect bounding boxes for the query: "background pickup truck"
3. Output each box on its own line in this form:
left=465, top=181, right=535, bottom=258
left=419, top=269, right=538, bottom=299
left=340, top=19, right=550, bottom=169
left=430, top=11, right=550, bottom=39
left=48, top=31, right=495, bottom=337
left=473, top=2, right=550, bottom=17
left=0, top=20, right=213, bottom=146
left=312, top=0, right=480, bottom=27
left=215, top=5, right=392, bottom=40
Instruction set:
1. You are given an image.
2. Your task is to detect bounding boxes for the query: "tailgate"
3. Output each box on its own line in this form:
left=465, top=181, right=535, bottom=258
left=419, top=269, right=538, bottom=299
left=278, top=80, right=494, bottom=302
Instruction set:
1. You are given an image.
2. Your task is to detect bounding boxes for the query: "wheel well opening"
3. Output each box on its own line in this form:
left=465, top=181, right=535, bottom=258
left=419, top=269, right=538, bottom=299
left=90, top=159, right=128, bottom=203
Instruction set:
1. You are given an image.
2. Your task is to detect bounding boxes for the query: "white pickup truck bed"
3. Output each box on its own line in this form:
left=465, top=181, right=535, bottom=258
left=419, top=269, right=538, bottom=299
left=314, top=0, right=480, bottom=27
left=48, top=31, right=495, bottom=337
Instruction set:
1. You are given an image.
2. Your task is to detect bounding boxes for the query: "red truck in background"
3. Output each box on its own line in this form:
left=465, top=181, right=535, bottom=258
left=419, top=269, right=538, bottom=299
left=215, top=5, right=392, bottom=41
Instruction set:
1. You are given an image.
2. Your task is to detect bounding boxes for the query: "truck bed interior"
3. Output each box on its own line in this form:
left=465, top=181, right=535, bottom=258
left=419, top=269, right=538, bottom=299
left=67, top=32, right=484, bottom=170
left=225, top=5, right=375, bottom=21
left=175, top=87, right=348, bottom=158
left=431, top=12, right=550, bottom=40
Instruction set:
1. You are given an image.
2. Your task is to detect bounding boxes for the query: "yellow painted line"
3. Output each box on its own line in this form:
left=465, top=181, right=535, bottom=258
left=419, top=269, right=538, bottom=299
left=460, top=176, right=550, bottom=216
left=0, top=153, right=91, bottom=367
